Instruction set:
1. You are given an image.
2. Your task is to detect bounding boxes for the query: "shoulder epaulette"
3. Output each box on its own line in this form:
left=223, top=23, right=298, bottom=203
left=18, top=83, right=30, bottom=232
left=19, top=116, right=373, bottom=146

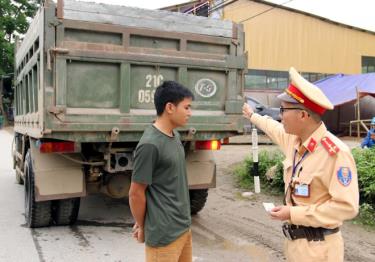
left=321, top=136, right=339, bottom=156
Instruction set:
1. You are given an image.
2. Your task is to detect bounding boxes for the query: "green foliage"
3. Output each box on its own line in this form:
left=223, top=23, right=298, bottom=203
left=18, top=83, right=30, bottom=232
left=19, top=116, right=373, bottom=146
left=234, top=156, right=254, bottom=189
left=0, top=0, right=41, bottom=75
left=355, top=203, right=375, bottom=227
left=234, top=149, right=285, bottom=194
left=352, top=147, right=375, bottom=208
left=0, top=30, right=14, bottom=75
left=234, top=147, right=375, bottom=227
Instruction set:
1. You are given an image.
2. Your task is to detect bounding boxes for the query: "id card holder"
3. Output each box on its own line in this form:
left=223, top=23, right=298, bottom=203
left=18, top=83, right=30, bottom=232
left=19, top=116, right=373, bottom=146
left=293, top=184, right=310, bottom=197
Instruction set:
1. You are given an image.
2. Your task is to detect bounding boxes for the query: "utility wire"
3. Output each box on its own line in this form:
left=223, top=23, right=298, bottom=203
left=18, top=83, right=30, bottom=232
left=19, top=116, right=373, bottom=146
left=209, top=0, right=237, bottom=14
left=239, top=0, right=295, bottom=23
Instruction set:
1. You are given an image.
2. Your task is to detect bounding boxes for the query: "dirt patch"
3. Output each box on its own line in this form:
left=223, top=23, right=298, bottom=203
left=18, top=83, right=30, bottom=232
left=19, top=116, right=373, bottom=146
left=193, top=144, right=375, bottom=262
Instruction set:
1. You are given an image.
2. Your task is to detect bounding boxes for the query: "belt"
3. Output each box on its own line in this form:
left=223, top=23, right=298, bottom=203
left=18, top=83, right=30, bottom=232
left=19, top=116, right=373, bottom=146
left=282, top=223, right=339, bottom=241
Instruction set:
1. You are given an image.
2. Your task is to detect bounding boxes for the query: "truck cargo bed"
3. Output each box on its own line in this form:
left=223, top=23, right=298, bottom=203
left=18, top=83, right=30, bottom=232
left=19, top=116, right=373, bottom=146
left=14, top=0, right=246, bottom=142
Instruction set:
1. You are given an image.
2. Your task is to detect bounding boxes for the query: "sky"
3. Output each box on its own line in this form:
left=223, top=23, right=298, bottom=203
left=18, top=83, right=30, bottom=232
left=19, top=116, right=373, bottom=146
left=77, top=0, right=375, bottom=32
left=265, top=0, right=375, bottom=32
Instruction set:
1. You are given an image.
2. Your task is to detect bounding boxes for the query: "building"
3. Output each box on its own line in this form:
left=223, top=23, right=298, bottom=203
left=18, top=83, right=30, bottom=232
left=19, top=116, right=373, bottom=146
left=221, top=0, right=375, bottom=133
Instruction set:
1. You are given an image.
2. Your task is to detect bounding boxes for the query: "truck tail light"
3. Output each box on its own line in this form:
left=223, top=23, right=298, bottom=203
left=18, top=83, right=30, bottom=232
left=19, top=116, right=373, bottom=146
left=38, top=141, right=76, bottom=153
left=195, top=140, right=221, bottom=150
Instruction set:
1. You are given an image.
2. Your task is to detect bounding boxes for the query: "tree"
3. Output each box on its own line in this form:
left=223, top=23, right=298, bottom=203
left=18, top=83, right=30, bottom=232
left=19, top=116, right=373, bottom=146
left=0, top=0, right=41, bottom=75
left=0, top=0, right=41, bottom=125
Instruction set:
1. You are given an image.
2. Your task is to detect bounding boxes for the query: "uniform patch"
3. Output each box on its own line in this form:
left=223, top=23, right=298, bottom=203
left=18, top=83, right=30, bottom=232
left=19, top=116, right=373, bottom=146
left=337, top=167, right=352, bottom=186
left=321, top=137, right=339, bottom=156
left=307, top=138, right=317, bottom=152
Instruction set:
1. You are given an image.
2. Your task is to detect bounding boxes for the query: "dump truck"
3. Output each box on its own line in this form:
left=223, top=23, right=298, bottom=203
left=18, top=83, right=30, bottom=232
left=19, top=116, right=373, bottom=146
left=12, top=0, right=246, bottom=228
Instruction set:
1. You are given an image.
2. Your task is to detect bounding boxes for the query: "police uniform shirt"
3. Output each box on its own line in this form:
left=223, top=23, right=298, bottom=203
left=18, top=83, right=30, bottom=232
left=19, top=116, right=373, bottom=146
left=250, top=113, right=359, bottom=229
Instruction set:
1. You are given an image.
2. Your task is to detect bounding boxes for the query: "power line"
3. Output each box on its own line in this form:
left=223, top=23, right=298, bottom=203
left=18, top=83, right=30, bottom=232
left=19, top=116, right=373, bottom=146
left=239, top=0, right=295, bottom=23
left=209, top=0, right=237, bottom=14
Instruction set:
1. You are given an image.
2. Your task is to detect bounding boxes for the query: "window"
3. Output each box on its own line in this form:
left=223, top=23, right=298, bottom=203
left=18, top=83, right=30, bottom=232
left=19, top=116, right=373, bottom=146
left=362, top=56, right=375, bottom=73
left=245, top=69, right=289, bottom=90
left=301, top=72, right=330, bottom=82
left=245, top=69, right=331, bottom=90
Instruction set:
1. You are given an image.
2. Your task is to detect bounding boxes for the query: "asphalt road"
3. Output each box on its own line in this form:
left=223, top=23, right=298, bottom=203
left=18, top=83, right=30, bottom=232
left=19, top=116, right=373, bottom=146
left=0, top=129, right=266, bottom=262
left=0, top=129, right=144, bottom=261
left=1, top=128, right=373, bottom=262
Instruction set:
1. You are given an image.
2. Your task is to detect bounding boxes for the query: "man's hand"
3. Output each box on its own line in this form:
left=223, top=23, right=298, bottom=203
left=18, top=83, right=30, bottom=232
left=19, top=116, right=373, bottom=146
left=269, top=205, right=291, bottom=221
left=129, top=182, right=147, bottom=243
left=242, top=103, right=254, bottom=120
left=132, top=223, right=145, bottom=243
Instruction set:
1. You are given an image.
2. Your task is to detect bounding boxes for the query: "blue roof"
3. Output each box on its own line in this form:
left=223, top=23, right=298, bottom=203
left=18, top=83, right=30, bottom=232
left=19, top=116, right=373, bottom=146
left=314, top=73, right=375, bottom=106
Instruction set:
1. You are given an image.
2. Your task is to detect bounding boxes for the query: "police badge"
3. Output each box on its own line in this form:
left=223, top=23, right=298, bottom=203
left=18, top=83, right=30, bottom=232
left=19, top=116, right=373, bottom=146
left=337, top=167, right=352, bottom=186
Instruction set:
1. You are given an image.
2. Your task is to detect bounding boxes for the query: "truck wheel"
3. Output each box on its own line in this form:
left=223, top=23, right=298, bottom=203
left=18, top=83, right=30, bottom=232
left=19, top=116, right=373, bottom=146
left=189, top=189, right=208, bottom=215
left=13, top=138, right=23, bottom=184
left=16, top=169, right=24, bottom=185
left=24, top=150, right=52, bottom=228
left=52, top=198, right=80, bottom=226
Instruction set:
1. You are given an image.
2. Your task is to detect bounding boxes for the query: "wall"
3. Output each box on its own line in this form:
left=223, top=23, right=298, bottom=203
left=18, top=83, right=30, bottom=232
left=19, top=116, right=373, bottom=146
left=224, top=0, right=375, bottom=74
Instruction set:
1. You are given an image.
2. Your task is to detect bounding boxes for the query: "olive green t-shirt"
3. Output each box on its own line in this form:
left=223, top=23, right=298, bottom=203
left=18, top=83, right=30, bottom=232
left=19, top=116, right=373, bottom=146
left=132, top=125, right=191, bottom=247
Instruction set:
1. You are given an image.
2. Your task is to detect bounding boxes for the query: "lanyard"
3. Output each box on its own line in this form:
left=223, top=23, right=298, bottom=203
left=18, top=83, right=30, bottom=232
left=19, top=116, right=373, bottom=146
left=284, top=149, right=308, bottom=206
left=292, top=149, right=308, bottom=179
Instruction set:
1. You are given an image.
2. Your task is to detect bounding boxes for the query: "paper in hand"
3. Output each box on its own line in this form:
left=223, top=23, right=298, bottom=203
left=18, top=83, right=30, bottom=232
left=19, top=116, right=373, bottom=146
left=263, top=202, right=275, bottom=212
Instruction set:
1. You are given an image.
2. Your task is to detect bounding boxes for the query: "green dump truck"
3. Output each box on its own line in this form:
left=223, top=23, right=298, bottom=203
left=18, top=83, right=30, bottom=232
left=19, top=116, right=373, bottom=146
left=12, top=0, right=246, bottom=228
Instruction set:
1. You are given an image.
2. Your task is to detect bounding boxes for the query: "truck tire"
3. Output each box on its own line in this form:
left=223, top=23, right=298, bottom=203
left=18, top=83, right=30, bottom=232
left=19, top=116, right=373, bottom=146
left=52, top=198, right=80, bottom=226
left=16, top=169, right=24, bottom=185
left=24, top=150, right=52, bottom=228
left=189, top=189, right=208, bottom=215
left=13, top=137, right=23, bottom=184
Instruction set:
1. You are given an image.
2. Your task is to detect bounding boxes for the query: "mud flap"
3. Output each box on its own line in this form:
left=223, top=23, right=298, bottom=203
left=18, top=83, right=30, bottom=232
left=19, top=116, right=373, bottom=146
left=30, top=139, right=86, bottom=201
left=186, top=150, right=216, bottom=189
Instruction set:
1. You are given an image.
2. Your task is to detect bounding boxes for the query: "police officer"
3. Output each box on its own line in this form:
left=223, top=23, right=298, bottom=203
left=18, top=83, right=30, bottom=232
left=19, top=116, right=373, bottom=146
left=361, top=117, right=375, bottom=148
left=243, top=67, right=359, bottom=262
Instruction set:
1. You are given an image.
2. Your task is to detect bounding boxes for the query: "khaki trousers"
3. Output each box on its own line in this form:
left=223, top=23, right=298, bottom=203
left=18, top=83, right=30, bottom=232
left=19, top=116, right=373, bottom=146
left=146, top=229, right=192, bottom=262
left=285, top=231, right=344, bottom=262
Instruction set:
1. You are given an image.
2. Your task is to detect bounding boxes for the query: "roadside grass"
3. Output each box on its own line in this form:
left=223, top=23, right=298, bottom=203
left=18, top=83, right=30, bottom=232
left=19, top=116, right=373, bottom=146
left=233, top=148, right=375, bottom=229
left=234, top=151, right=284, bottom=196
left=353, top=203, right=375, bottom=229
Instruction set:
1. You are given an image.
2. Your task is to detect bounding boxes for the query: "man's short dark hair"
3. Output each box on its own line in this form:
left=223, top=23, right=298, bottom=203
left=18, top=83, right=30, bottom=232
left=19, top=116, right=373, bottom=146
left=154, top=81, right=194, bottom=116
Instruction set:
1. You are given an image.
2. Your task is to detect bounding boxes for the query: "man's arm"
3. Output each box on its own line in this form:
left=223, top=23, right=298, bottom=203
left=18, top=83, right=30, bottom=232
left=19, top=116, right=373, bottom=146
left=361, top=131, right=371, bottom=148
left=130, top=142, right=158, bottom=242
left=129, top=181, right=147, bottom=242
left=129, top=181, right=147, bottom=227
left=243, top=103, right=293, bottom=154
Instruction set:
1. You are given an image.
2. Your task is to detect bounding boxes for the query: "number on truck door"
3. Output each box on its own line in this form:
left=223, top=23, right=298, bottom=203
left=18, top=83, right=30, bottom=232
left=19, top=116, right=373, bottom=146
left=138, top=74, right=164, bottom=104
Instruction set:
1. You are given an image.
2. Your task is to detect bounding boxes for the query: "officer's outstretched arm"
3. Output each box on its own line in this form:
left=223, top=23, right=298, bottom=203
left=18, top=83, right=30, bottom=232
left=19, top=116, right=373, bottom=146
left=246, top=114, right=294, bottom=154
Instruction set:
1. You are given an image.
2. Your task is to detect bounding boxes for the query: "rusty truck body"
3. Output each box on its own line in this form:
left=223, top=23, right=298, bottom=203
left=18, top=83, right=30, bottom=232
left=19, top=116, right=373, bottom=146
left=12, top=0, right=246, bottom=227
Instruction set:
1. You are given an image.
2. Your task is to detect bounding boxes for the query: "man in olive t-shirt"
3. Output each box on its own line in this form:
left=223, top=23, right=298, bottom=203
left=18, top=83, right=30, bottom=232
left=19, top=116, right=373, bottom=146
left=129, top=81, right=194, bottom=262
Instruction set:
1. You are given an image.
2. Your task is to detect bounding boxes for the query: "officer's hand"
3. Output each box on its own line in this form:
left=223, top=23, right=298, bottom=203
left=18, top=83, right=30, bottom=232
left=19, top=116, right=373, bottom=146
left=269, top=205, right=290, bottom=221
left=242, top=103, right=254, bottom=119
